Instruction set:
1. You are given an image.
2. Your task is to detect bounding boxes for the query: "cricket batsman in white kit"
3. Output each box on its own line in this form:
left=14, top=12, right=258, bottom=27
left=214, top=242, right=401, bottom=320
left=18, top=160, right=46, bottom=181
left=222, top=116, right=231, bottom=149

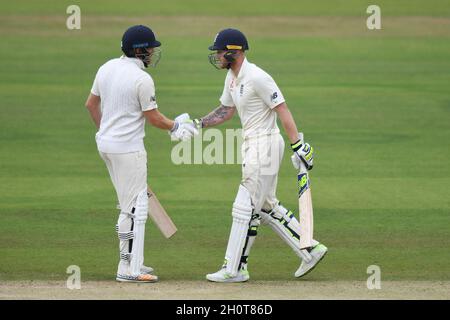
left=85, top=25, right=198, bottom=283
left=193, top=28, right=328, bottom=282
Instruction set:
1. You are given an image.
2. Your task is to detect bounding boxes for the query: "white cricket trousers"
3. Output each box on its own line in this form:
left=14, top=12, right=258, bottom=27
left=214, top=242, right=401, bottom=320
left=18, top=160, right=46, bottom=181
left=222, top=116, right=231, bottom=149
left=241, top=133, right=285, bottom=213
left=99, top=150, right=147, bottom=214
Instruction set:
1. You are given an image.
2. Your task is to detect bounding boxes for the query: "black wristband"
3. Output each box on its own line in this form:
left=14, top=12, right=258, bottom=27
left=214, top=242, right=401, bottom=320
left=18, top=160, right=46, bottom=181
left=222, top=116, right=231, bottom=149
left=170, top=121, right=179, bottom=133
left=291, top=139, right=302, bottom=152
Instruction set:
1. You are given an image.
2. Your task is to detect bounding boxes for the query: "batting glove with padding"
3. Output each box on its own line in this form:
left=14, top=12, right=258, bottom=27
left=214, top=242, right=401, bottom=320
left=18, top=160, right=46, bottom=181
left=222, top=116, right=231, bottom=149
left=291, top=139, right=314, bottom=170
left=169, top=113, right=199, bottom=141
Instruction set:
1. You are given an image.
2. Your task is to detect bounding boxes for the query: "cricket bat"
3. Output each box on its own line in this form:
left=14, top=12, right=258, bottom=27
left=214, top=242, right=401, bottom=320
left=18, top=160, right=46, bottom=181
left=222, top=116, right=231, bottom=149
left=147, top=186, right=178, bottom=238
left=297, top=133, right=314, bottom=249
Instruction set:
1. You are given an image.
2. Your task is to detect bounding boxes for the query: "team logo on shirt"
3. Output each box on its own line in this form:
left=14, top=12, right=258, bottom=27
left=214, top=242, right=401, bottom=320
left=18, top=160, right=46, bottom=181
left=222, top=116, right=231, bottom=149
left=150, top=95, right=156, bottom=102
left=240, top=84, right=244, bottom=96
left=229, top=79, right=235, bottom=91
left=271, top=92, right=278, bottom=103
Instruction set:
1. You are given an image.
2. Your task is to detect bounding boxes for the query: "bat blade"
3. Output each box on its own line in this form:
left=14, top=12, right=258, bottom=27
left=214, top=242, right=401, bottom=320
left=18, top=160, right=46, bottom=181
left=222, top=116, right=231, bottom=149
left=298, top=169, right=313, bottom=249
left=147, top=186, right=178, bottom=238
left=297, top=132, right=314, bottom=249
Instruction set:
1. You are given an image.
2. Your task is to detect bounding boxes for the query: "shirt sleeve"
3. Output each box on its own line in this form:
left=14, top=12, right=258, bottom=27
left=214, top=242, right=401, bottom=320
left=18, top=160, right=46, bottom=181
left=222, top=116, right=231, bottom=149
left=253, top=72, right=285, bottom=109
left=219, top=74, right=235, bottom=107
left=90, top=69, right=100, bottom=96
left=136, top=75, right=158, bottom=111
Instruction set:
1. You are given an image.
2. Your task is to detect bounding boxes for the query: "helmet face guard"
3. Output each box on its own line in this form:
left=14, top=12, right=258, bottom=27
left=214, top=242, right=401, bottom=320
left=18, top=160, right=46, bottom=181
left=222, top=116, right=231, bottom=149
left=135, top=46, right=161, bottom=67
left=208, top=52, right=222, bottom=69
left=208, top=50, right=237, bottom=69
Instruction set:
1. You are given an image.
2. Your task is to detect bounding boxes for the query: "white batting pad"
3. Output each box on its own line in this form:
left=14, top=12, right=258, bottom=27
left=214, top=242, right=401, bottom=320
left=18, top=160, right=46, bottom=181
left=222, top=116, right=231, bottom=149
left=225, top=185, right=253, bottom=276
left=130, top=188, right=149, bottom=276
left=240, top=217, right=260, bottom=268
left=260, top=203, right=315, bottom=263
left=116, top=212, right=133, bottom=275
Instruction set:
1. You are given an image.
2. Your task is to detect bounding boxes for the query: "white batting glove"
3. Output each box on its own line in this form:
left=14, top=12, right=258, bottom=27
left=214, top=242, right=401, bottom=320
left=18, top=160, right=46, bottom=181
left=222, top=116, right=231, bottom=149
left=291, top=153, right=301, bottom=170
left=169, top=113, right=199, bottom=141
left=291, top=138, right=314, bottom=170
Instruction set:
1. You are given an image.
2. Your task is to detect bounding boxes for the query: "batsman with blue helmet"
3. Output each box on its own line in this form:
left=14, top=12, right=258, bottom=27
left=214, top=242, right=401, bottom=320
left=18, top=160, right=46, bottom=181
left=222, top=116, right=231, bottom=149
left=194, top=28, right=328, bottom=282
left=85, top=25, right=198, bottom=283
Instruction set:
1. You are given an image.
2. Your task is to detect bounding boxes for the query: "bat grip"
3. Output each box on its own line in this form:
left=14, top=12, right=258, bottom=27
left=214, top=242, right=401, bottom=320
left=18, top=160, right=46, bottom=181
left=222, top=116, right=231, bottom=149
left=299, top=161, right=308, bottom=174
left=297, top=132, right=308, bottom=174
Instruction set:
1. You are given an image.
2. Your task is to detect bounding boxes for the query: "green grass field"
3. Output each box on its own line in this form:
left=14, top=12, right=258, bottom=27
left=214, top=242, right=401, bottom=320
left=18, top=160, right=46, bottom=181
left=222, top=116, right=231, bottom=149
left=1, top=0, right=449, bottom=285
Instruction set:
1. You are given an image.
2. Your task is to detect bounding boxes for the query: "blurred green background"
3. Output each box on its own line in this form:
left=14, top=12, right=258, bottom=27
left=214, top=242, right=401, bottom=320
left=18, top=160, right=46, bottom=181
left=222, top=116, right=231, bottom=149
left=0, top=0, right=449, bottom=281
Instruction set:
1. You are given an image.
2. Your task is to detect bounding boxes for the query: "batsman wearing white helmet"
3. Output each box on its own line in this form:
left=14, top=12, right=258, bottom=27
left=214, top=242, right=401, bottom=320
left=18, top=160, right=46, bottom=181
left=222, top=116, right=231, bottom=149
left=193, top=28, right=328, bottom=282
left=85, top=25, right=198, bottom=283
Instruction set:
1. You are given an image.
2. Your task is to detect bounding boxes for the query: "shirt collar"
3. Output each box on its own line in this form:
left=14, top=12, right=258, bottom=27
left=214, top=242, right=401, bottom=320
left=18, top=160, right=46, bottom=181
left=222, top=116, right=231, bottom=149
left=120, top=55, right=145, bottom=69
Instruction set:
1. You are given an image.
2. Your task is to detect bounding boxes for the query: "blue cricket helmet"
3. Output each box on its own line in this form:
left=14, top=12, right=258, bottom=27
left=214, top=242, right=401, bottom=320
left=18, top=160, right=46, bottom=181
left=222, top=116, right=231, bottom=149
left=208, top=28, right=249, bottom=51
left=121, top=25, right=161, bottom=57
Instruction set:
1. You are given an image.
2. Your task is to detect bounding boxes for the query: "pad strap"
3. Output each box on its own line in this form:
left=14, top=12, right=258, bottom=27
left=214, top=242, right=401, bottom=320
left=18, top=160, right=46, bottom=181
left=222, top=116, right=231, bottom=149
left=116, top=224, right=135, bottom=241
left=120, top=252, right=131, bottom=262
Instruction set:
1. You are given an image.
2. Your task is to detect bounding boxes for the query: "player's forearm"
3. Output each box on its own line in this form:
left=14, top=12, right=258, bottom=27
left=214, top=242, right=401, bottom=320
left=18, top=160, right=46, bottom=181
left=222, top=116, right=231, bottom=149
left=88, top=107, right=101, bottom=129
left=282, top=119, right=300, bottom=144
left=275, top=103, right=300, bottom=144
left=85, top=96, right=101, bottom=129
left=200, top=104, right=235, bottom=128
left=144, top=109, right=175, bottom=130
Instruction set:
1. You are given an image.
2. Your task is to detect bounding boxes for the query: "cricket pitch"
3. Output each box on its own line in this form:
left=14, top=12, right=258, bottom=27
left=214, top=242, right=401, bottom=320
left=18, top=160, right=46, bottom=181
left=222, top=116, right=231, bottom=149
left=1, top=280, right=449, bottom=300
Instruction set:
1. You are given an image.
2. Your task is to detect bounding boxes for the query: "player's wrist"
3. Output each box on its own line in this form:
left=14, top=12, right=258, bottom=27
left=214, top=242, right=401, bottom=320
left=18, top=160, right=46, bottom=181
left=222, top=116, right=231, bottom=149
left=170, top=121, right=179, bottom=133
left=291, top=139, right=303, bottom=152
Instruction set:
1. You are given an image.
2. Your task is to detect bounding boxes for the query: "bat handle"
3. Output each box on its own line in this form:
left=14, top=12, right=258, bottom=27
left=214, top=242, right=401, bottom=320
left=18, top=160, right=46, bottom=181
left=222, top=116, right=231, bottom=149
left=299, top=161, right=308, bottom=174
left=297, top=132, right=308, bottom=174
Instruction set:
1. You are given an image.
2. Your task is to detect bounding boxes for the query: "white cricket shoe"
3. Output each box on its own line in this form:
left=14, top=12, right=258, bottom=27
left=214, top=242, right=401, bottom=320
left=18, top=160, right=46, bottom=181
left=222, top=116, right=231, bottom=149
left=295, top=243, right=328, bottom=278
left=116, top=273, right=159, bottom=283
left=116, top=262, right=156, bottom=282
left=118, top=260, right=154, bottom=275
left=206, top=266, right=250, bottom=283
left=141, top=265, right=154, bottom=275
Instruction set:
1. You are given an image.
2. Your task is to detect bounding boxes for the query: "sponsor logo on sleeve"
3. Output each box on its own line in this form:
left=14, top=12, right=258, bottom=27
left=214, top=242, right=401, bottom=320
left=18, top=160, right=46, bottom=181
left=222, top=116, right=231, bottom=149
left=271, top=92, right=278, bottom=103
